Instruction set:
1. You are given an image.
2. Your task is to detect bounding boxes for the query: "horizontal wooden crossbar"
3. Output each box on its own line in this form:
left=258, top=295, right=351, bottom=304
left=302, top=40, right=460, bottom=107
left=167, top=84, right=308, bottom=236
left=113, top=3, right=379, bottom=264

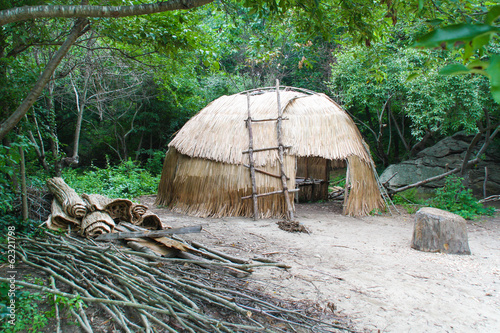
left=241, top=189, right=299, bottom=200
left=244, top=117, right=289, bottom=123
left=242, top=164, right=289, bottom=180
left=242, top=145, right=291, bottom=154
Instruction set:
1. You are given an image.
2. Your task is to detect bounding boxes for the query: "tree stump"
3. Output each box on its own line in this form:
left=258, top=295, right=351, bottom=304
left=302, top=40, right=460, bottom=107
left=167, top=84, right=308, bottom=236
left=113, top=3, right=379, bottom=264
left=411, top=207, right=471, bottom=255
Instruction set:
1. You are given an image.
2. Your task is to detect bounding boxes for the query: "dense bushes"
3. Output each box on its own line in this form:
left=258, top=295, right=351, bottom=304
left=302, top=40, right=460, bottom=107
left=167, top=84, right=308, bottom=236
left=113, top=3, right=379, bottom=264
left=62, top=159, right=160, bottom=200
left=392, top=175, right=495, bottom=219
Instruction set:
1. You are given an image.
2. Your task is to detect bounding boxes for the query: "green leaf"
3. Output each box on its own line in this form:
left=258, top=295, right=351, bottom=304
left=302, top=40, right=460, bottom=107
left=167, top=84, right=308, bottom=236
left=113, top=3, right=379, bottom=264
left=486, top=55, right=500, bottom=103
left=405, top=72, right=420, bottom=82
left=414, top=24, right=499, bottom=48
left=486, top=5, right=500, bottom=25
left=472, top=33, right=492, bottom=50
left=439, top=64, right=471, bottom=75
left=466, top=60, right=489, bottom=70
left=418, top=0, right=424, bottom=12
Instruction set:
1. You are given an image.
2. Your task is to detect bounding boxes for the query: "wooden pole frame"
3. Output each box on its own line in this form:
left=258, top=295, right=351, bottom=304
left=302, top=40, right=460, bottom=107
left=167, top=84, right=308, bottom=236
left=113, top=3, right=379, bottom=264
left=246, top=92, right=259, bottom=220
left=275, top=80, right=295, bottom=221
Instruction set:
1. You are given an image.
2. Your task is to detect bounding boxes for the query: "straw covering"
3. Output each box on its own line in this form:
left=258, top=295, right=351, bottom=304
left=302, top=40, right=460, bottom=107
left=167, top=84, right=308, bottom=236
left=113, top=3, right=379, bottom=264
left=157, top=87, right=383, bottom=217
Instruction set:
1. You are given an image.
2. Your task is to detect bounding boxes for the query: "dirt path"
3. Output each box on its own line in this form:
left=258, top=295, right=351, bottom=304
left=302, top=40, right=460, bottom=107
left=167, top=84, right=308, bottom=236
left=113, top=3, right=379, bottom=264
left=143, top=197, right=500, bottom=333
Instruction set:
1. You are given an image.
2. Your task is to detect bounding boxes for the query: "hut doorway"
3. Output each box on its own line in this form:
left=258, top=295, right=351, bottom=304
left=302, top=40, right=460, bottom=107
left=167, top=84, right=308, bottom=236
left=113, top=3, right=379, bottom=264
left=295, top=157, right=346, bottom=202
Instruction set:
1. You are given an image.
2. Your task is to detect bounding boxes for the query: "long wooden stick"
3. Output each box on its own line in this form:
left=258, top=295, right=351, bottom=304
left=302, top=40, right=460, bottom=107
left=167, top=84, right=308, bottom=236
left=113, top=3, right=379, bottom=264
left=241, top=189, right=299, bottom=200
left=95, top=226, right=202, bottom=241
left=275, top=79, right=294, bottom=221
left=242, top=164, right=288, bottom=179
left=246, top=92, right=259, bottom=220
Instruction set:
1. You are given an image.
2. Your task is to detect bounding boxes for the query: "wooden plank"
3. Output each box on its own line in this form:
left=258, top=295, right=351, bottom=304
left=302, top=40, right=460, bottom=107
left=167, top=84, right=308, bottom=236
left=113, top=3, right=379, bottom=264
left=242, top=145, right=291, bottom=154
left=241, top=189, right=299, bottom=200
left=95, top=226, right=202, bottom=241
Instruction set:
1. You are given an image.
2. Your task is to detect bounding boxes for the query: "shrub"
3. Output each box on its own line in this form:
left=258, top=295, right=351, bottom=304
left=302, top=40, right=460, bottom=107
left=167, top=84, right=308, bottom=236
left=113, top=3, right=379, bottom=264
left=0, top=283, right=48, bottom=332
left=63, top=159, right=159, bottom=199
left=143, top=150, right=166, bottom=175
left=427, top=175, right=495, bottom=219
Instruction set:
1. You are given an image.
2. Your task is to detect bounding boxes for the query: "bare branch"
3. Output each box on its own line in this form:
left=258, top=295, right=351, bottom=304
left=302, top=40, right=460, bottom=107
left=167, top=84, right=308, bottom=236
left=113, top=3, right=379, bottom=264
left=0, top=18, right=90, bottom=141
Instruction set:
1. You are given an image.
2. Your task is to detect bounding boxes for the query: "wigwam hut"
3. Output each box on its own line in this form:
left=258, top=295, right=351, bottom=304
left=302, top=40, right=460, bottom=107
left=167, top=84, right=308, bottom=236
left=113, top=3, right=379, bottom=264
left=156, top=86, right=383, bottom=218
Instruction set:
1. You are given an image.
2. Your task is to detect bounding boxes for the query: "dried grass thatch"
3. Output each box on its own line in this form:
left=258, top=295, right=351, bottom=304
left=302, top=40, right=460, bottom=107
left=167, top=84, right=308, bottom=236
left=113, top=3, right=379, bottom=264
left=344, top=156, right=385, bottom=216
left=157, top=87, right=383, bottom=217
left=157, top=148, right=295, bottom=218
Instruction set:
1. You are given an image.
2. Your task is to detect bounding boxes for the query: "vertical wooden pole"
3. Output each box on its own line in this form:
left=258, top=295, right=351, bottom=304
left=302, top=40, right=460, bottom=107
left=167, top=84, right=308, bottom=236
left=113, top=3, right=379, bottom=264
left=484, top=166, right=488, bottom=199
left=343, top=160, right=350, bottom=215
left=19, top=143, right=28, bottom=220
left=275, top=79, right=294, bottom=221
left=246, top=93, right=259, bottom=220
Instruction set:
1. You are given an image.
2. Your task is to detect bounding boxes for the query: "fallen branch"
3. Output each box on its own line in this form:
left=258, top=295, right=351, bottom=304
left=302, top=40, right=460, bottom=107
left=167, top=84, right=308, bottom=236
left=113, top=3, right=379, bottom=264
left=479, top=195, right=500, bottom=203
left=94, top=226, right=202, bottom=240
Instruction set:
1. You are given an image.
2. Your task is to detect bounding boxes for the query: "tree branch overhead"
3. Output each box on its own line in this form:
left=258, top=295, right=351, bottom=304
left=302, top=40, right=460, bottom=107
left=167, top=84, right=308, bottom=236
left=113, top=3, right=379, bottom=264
left=0, top=0, right=214, bottom=26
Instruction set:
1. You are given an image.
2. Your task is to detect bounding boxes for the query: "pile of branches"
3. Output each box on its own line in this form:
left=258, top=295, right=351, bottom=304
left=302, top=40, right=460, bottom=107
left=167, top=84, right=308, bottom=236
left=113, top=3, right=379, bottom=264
left=1, top=232, right=353, bottom=333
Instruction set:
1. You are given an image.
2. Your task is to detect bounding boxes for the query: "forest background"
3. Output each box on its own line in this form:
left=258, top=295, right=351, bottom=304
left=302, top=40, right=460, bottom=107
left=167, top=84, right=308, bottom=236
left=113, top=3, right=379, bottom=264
left=1, top=0, right=499, bottom=229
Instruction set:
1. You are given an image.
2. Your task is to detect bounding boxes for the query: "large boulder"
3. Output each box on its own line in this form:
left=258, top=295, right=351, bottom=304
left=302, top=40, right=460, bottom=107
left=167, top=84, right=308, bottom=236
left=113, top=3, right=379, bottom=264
left=379, top=132, right=500, bottom=195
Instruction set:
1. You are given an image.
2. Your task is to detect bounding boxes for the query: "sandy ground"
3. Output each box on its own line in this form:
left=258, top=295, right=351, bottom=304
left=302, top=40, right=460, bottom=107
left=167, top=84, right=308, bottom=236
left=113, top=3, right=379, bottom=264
left=142, top=197, right=500, bottom=333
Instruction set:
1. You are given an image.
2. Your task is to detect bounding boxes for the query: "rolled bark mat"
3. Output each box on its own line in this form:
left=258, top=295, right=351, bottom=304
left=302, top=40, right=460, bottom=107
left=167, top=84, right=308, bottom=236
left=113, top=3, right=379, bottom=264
left=46, top=199, right=81, bottom=231
left=131, top=203, right=148, bottom=224
left=82, top=193, right=133, bottom=222
left=81, top=210, right=116, bottom=237
left=46, top=177, right=87, bottom=218
left=105, top=199, right=133, bottom=222
left=137, top=212, right=162, bottom=230
left=82, top=193, right=112, bottom=212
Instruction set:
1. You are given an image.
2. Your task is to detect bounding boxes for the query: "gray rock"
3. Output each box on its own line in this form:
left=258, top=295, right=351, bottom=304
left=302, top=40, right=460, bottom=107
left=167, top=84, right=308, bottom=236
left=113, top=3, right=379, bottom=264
left=379, top=132, right=500, bottom=194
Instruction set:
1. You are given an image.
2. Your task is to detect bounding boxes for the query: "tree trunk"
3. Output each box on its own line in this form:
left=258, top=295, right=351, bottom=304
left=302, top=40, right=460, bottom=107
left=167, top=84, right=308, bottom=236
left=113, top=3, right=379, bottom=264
left=70, top=74, right=84, bottom=162
left=411, top=207, right=470, bottom=255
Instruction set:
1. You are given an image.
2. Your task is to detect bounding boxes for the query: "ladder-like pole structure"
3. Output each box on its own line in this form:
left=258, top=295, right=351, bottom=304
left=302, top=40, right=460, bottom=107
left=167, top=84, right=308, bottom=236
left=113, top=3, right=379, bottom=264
left=246, top=92, right=259, bottom=220
left=275, top=79, right=295, bottom=221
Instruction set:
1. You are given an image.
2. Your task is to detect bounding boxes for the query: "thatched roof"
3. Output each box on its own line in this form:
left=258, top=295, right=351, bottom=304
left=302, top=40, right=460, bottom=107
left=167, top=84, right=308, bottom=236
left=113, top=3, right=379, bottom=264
left=169, top=88, right=371, bottom=166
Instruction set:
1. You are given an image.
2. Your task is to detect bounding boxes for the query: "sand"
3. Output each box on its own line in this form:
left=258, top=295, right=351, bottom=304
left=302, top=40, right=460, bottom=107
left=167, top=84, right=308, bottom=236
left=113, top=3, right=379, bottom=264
left=143, top=197, right=500, bottom=333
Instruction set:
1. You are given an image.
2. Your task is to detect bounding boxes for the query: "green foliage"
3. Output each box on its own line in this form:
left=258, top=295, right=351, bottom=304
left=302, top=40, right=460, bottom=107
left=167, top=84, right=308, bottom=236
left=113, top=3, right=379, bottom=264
left=48, top=294, right=85, bottom=315
left=392, top=188, right=426, bottom=214
left=426, top=175, right=495, bottom=219
left=62, top=159, right=159, bottom=199
left=0, top=216, right=42, bottom=240
left=0, top=283, right=48, bottom=333
left=329, top=22, right=498, bottom=165
left=0, top=141, right=25, bottom=214
left=142, top=149, right=166, bottom=175
left=414, top=4, right=500, bottom=103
